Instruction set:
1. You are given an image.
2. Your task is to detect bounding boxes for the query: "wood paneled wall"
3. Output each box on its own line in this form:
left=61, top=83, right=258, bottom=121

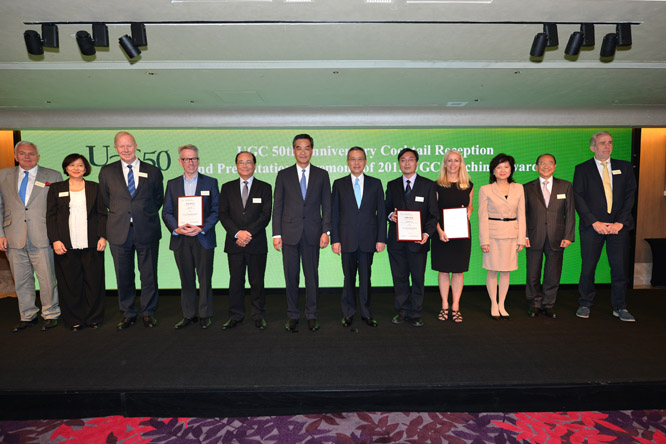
left=636, top=128, right=666, bottom=264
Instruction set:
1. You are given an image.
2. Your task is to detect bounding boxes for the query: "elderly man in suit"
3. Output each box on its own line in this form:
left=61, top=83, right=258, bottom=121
left=0, top=141, right=62, bottom=332
left=524, top=153, right=575, bottom=319
left=331, top=147, right=386, bottom=328
left=219, top=151, right=272, bottom=330
left=162, top=144, right=219, bottom=329
left=386, top=148, right=438, bottom=327
left=573, top=131, right=637, bottom=322
left=99, top=131, right=164, bottom=330
left=273, top=133, right=331, bottom=332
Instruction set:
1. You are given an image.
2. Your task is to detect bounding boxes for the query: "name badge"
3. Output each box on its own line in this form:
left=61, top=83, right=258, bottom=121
left=201, top=190, right=210, bottom=196
left=557, top=194, right=566, bottom=199
left=415, top=196, right=424, bottom=202
left=252, top=198, right=262, bottom=203
left=612, top=170, right=622, bottom=175
left=59, top=191, right=69, bottom=197
left=137, top=172, right=148, bottom=178
left=35, top=181, right=45, bottom=188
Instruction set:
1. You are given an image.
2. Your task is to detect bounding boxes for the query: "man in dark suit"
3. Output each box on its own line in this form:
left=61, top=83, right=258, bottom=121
left=524, top=153, right=575, bottom=319
left=386, top=148, right=438, bottom=327
left=573, top=131, right=637, bottom=322
left=99, top=131, right=164, bottom=330
left=273, top=134, right=331, bottom=332
left=162, top=144, right=219, bottom=329
left=0, top=141, right=62, bottom=332
left=219, top=151, right=272, bottom=330
left=331, top=147, right=386, bottom=328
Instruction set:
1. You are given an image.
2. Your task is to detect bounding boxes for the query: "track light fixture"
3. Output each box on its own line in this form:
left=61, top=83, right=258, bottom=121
left=76, top=23, right=109, bottom=56
left=600, top=24, right=632, bottom=59
left=565, top=24, right=594, bottom=56
left=530, top=22, right=632, bottom=60
left=119, top=23, right=147, bottom=60
left=530, top=23, right=558, bottom=58
left=24, top=24, right=59, bottom=56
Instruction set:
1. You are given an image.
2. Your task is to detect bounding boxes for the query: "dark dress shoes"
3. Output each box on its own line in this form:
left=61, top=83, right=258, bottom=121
left=391, top=314, right=406, bottom=324
left=221, top=318, right=242, bottom=330
left=143, top=316, right=157, bottom=328
left=87, top=322, right=102, bottom=329
left=116, top=316, right=137, bottom=331
left=542, top=307, right=557, bottom=319
left=12, top=318, right=38, bottom=332
left=362, top=317, right=378, bottom=327
left=308, top=319, right=320, bottom=332
left=341, top=316, right=353, bottom=327
left=528, top=306, right=540, bottom=318
left=70, top=324, right=84, bottom=332
left=255, top=319, right=267, bottom=330
left=285, top=319, right=299, bottom=332
left=410, top=317, right=424, bottom=327
left=200, top=317, right=212, bottom=329
left=174, top=318, right=195, bottom=329
left=41, top=319, right=59, bottom=331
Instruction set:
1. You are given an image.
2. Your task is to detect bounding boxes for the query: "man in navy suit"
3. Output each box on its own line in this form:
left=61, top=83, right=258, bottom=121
left=524, top=153, right=575, bottom=319
left=331, top=147, right=386, bottom=328
left=273, top=134, right=331, bottom=332
left=573, top=131, right=637, bottom=322
left=99, top=131, right=164, bottom=330
left=385, top=148, right=438, bottom=327
left=219, top=151, right=272, bottom=330
left=162, top=144, right=219, bottom=329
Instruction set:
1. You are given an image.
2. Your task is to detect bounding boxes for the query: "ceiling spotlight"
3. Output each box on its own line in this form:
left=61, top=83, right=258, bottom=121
left=581, top=24, right=595, bottom=46
left=600, top=33, right=617, bottom=58
left=119, top=23, right=147, bottom=60
left=530, top=23, right=558, bottom=58
left=76, top=23, right=109, bottom=56
left=565, top=24, right=595, bottom=56
left=23, top=24, right=59, bottom=56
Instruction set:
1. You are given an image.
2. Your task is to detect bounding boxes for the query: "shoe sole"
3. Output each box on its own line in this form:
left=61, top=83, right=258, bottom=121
left=613, top=312, right=636, bottom=322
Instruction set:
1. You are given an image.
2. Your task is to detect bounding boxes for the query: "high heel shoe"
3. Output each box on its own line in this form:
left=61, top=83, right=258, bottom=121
left=499, top=312, right=511, bottom=321
left=490, top=312, right=500, bottom=320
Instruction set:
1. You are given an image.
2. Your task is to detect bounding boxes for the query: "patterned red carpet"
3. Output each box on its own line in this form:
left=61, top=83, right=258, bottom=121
left=1, top=410, right=665, bottom=443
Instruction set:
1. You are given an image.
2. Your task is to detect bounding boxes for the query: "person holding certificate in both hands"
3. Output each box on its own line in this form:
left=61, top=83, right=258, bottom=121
left=478, top=153, right=526, bottom=321
left=385, top=148, right=438, bottom=327
left=431, top=150, right=473, bottom=323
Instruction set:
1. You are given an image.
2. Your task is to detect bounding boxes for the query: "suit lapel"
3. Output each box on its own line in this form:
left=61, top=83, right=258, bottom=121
left=8, top=167, right=21, bottom=203
left=27, top=167, right=47, bottom=206
left=84, top=181, right=95, bottom=214
left=533, top=180, right=547, bottom=208
left=116, top=162, right=132, bottom=198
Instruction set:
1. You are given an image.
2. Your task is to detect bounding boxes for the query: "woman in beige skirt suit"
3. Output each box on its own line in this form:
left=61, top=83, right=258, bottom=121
left=478, top=153, right=526, bottom=320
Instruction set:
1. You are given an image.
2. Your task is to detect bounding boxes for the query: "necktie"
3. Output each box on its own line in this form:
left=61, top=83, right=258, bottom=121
left=300, top=169, right=307, bottom=200
left=354, top=177, right=362, bottom=208
left=242, top=180, right=249, bottom=208
left=19, top=171, right=29, bottom=205
left=127, top=165, right=136, bottom=198
left=601, top=161, right=612, bottom=214
left=405, top=179, right=412, bottom=200
left=542, top=180, right=550, bottom=208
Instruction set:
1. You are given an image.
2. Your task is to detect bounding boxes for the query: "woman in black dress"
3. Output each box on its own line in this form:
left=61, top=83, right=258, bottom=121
left=431, top=150, right=473, bottom=322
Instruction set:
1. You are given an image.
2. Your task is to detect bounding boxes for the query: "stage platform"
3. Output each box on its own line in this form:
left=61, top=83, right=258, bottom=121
left=1, top=286, right=665, bottom=419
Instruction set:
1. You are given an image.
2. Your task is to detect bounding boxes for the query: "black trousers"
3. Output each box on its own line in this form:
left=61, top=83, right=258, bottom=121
left=340, top=249, right=375, bottom=319
left=388, top=246, right=427, bottom=319
left=282, top=236, right=320, bottom=320
left=227, top=251, right=267, bottom=321
left=54, top=247, right=105, bottom=327
left=525, top=233, right=564, bottom=308
left=173, top=236, right=215, bottom=319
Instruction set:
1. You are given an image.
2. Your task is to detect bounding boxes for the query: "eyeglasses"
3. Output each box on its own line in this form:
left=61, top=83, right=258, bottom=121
left=181, top=157, right=199, bottom=163
left=538, top=161, right=555, bottom=166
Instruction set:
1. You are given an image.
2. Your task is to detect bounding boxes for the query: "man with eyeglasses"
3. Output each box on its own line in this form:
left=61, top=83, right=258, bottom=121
left=0, top=141, right=62, bottom=332
left=219, top=151, right=272, bottom=330
left=162, top=144, right=219, bottom=329
left=99, top=131, right=164, bottom=330
left=523, top=153, right=575, bottom=319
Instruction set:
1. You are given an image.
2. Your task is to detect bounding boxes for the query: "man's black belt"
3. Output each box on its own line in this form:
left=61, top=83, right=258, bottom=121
left=488, top=217, right=517, bottom=221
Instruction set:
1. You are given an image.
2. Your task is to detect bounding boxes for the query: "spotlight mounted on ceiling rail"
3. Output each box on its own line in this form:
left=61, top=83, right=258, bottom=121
left=76, top=23, right=109, bottom=56
left=530, top=22, right=632, bottom=61
left=565, top=24, right=594, bottom=56
left=600, top=24, right=632, bottom=59
left=530, top=23, right=558, bottom=58
left=24, top=23, right=59, bottom=56
left=119, top=23, right=147, bottom=61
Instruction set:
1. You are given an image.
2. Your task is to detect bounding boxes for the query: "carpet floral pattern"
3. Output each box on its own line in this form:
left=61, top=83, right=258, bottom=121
left=1, top=410, right=665, bottom=443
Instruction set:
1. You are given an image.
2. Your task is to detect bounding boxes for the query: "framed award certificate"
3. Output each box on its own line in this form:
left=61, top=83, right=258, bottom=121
left=396, top=210, right=422, bottom=242
left=442, top=207, right=470, bottom=239
left=177, top=195, right=204, bottom=227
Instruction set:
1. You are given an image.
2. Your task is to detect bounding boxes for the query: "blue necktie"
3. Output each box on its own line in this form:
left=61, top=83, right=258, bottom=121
left=19, top=171, right=29, bottom=205
left=354, top=177, right=362, bottom=208
left=127, top=165, right=136, bottom=198
left=300, top=169, right=307, bottom=200
left=405, top=179, right=412, bottom=200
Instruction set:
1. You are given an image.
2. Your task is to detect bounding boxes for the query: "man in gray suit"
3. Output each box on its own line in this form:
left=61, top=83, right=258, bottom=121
left=523, top=153, right=575, bottom=319
left=0, top=141, right=62, bottom=332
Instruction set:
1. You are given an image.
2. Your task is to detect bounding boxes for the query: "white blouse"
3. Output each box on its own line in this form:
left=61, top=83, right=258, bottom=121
left=68, top=189, right=88, bottom=249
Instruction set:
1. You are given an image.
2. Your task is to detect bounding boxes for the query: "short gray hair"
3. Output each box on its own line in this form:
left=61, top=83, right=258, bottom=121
left=590, top=131, right=612, bottom=147
left=14, top=141, right=39, bottom=156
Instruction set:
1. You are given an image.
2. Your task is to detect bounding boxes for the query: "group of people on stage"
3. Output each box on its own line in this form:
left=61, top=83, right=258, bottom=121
left=0, top=130, right=637, bottom=333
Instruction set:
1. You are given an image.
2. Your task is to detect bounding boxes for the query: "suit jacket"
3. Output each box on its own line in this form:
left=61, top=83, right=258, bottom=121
left=219, top=177, right=272, bottom=254
left=524, top=177, right=575, bottom=251
left=162, top=174, right=219, bottom=251
left=46, top=180, right=107, bottom=249
left=98, top=160, right=164, bottom=245
left=478, top=182, right=526, bottom=246
left=0, top=165, right=63, bottom=249
left=272, top=164, right=331, bottom=246
left=331, top=174, right=386, bottom=253
left=573, top=158, right=636, bottom=231
left=385, top=174, right=438, bottom=253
